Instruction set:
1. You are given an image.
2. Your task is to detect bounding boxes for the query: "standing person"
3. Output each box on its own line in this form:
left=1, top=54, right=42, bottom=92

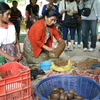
left=23, top=9, right=65, bottom=64
left=25, top=0, right=39, bottom=30
left=10, top=1, right=22, bottom=40
left=59, top=0, right=78, bottom=51
left=0, top=2, right=28, bottom=67
left=79, top=0, right=100, bottom=52
left=75, top=0, right=82, bottom=48
left=42, top=0, right=59, bottom=16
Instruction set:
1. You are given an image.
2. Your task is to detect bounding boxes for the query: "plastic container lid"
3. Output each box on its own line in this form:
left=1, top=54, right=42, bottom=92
left=91, top=63, right=100, bottom=69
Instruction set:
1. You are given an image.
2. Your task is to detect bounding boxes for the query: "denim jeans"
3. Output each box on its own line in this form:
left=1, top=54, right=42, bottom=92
left=62, top=21, right=75, bottom=40
left=81, top=20, right=97, bottom=48
left=76, top=24, right=82, bottom=44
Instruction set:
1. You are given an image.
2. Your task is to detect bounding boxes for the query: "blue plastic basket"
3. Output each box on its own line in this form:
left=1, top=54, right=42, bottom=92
left=39, top=61, right=52, bottom=70
left=35, top=75, right=100, bottom=100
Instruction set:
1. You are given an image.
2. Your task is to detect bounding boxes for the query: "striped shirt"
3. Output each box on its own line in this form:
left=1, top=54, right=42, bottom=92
left=10, top=7, right=22, bottom=24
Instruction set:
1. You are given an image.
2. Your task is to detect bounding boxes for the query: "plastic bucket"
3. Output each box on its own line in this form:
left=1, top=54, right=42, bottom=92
left=39, top=61, right=52, bottom=70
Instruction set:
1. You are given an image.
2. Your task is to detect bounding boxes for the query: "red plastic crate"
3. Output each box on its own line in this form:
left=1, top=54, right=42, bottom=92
left=0, top=62, right=32, bottom=100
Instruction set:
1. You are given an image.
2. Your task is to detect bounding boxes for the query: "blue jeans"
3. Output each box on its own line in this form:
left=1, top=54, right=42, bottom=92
left=62, top=21, right=75, bottom=40
left=76, top=24, right=82, bottom=44
left=81, top=20, right=97, bottom=48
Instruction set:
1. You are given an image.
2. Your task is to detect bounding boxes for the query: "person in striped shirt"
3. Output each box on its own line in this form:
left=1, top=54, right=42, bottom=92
left=10, top=1, right=22, bottom=40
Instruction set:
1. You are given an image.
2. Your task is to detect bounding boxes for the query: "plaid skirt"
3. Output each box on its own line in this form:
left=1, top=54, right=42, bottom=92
left=0, top=43, right=29, bottom=67
left=23, top=35, right=49, bottom=64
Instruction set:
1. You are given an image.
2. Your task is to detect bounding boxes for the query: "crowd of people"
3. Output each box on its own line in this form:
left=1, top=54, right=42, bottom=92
left=0, top=0, right=100, bottom=65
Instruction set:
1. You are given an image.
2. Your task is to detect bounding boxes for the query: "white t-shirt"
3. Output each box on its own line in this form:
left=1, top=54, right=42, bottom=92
left=0, top=22, right=16, bottom=46
left=59, top=0, right=78, bottom=21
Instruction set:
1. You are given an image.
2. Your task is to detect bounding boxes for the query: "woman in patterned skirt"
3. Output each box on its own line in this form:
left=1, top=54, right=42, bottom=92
left=0, top=2, right=28, bottom=67
left=23, top=9, right=65, bottom=64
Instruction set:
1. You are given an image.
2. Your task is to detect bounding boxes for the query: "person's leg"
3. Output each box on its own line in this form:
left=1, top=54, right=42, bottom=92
left=89, top=20, right=97, bottom=50
left=81, top=20, right=89, bottom=49
left=14, top=24, right=20, bottom=40
left=69, top=27, right=75, bottom=50
left=62, top=21, right=68, bottom=50
left=77, top=24, right=82, bottom=45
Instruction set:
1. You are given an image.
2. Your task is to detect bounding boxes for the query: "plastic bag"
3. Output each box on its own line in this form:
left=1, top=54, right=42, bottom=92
left=50, top=60, right=72, bottom=72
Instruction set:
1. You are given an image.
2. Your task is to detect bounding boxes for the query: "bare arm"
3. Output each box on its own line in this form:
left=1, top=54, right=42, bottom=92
left=60, top=9, right=71, bottom=13
left=68, top=11, right=78, bottom=15
left=15, top=38, right=23, bottom=61
left=42, top=38, right=63, bottom=52
left=42, top=45, right=54, bottom=52
left=0, top=49, right=18, bottom=62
